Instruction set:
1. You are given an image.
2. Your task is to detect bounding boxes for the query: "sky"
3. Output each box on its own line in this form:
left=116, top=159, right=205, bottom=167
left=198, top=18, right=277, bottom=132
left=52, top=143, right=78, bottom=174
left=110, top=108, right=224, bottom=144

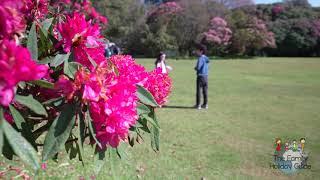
left=254, top=0, right=320, bottom=7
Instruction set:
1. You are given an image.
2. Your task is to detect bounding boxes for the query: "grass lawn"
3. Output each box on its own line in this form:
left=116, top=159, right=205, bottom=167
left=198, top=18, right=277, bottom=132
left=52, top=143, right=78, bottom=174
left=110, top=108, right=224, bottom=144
left=1, top=57, right=320, bottom=179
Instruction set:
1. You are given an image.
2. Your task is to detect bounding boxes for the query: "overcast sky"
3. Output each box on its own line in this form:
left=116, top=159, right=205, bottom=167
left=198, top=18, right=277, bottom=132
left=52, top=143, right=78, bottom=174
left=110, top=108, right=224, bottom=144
left=254, top=0, right=320, bottom=7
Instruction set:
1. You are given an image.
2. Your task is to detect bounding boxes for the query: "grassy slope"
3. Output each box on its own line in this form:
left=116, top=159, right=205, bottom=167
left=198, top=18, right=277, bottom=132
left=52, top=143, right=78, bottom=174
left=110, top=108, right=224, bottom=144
left=2, top=58, right=320, bottom=179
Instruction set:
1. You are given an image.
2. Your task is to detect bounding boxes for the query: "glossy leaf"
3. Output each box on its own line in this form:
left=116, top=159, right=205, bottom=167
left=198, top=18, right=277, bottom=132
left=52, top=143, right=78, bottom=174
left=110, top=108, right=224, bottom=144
left=141, top=114, right=160, bottom=129
left=87, top=111, right=102, bottom=149
left=9, top=105, right=25, bottom=129
left=0, top=108, right=3, bottom=155
left=116, top=142, right=127, bottom=160
left=149, top=109, right=160, bottom=151
left=2, top=119, right=40, bottom=170
left=42, top=103, right=76, bottom=161
left=109, top=148, right=119, bottom=180
left=30, top=80, right=54, bottom=89
left=77, top=110, right=85, bottom=163
left=136, top=85, right=158, bottom=107
left=86, top=52, right=97, bottom=68
left=27, top=22, right=38, bottom=61
left=137, top=103, right=151, bottom=115
left=15, top=95, right=47, bottom=117
left=51, top=53, right=70, bottom=67
left=41, top=18, right=54, bottom=35
left=94, top=149, right=106, bottom=176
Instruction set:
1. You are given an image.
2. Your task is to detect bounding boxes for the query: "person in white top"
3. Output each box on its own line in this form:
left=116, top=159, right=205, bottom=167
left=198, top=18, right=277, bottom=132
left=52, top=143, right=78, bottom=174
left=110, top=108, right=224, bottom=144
left=155, top=52, right=172, bottom=74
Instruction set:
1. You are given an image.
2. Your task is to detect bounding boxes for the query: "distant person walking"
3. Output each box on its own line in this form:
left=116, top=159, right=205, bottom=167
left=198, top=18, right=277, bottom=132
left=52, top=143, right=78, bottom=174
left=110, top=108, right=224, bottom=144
left=155, top=52, right=172, bottom=74
left=194, top=44, right=210, bottom=109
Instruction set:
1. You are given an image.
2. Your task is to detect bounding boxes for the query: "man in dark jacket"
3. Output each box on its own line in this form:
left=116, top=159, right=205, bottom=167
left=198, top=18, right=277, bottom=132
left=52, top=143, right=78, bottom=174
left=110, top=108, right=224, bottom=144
left=194, top=44, right=210, bottom=109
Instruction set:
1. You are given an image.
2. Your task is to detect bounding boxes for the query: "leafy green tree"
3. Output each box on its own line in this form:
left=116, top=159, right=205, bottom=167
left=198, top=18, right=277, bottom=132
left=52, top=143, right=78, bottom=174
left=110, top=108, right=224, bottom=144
left=93, top=0, right=145, bottom=45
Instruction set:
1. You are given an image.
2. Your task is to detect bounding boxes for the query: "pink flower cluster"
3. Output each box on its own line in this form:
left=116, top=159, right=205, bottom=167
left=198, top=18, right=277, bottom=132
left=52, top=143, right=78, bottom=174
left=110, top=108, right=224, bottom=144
left=82, top=0, right=108, bottom=25
left=23, top=0, right=48, bottom=21
left=272, top=4, right=284, bottom=15
left=55, top=61, right=139, bottom=148
left=109, top=55, right=172, bottom=106
left=0, top=40, right=48, bottom=106
left=109, top=55, right=149, bottom=85
left=52, top=0, right=108, bottom=26
left=249, top=18, right=276, bottom=48
left=147, top=2, right=182, bottom=23
left=0, top=0, right=26, bottom=39
left=204, top=17, right=232, bottom=46
left=57, top=13, right=105, bottom=70
left=54, top=54, right=172, bottom=147
left=311, top=20, right=320, bottom=38
left=144, top=68, right=172, bottom=106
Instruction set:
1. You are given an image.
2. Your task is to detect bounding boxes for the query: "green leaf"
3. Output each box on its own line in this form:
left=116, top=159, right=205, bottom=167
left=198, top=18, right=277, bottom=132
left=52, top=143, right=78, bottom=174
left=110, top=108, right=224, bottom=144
left=38, top=56, right=53, bottom=64
left=38, top=26, right=53, bottom=57
left=43, top=97, right=64, bottom=105
left=149, top=109, right=160, bottom=151
left=65, top=139, right=78, bottom=160
left=68, top=62, right=83, bottom=75
left=27, top=22, right=38, bottom=61
left=9, top=105, right=25, bottom=129
left=94, top=149, right=106, bottom=176
left=141, top=114, right=160, bottom=129
left=18, top=82, right=26, bottom=89
left=2, top=119, right=40, bottom=170
left=86, top=52, right=97, bottom=68
left=116, top=142, right=127, bottom=160
left=15, top=95, right=47, bottom=117
left=42, top=103, right=76, bottom=161
left=41, top=18, right=54, bottom=35
left=109, top=148, right=119, bottom=180
left=30, top=80, right=54, bottom=89
left=87, top=111, right=102, bottom=149
left=51, top=53, right=70, bottom=67
left=136, top=85, right=158, bottom=107
left=0, top=108, right=3, bottom=154
left=0, top=128, right=3, bottom=155
left=63, top=53, right=78, bottom=79
left=137, top=103, right=151, bottom=115
left=77, top=111, right=85, bottom=163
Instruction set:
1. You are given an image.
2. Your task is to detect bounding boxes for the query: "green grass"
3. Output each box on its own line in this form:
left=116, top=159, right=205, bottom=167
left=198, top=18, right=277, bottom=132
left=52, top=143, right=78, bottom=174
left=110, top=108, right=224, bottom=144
left=2, top=57, right=320, bottom=179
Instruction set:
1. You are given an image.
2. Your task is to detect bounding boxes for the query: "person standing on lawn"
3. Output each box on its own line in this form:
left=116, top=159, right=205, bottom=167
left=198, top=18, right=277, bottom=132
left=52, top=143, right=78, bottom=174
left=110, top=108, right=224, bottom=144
left=155, top=52, right=172, bottom=74
left=194, top=44, right=210, bottom=109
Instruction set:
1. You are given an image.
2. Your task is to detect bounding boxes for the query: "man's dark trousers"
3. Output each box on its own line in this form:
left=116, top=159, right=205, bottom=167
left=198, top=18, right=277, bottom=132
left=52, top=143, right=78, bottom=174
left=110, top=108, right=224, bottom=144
left=196, top=75, right=208, bottom=106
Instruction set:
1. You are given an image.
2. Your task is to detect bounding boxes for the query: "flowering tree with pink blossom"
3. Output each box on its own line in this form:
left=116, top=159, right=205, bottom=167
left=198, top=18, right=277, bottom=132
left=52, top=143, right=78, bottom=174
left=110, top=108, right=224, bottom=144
left=147, top=2, right=182, bottom=24
left=203, top=17, right=232, bottom=54
left=0, top=0, right=172, bottom=178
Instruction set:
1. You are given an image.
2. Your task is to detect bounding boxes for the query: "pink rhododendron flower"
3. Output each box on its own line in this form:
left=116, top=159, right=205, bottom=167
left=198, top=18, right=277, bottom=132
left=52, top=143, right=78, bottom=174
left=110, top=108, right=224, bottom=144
left=54, top=75, right=76, bottom=100
left=82, top=0, right=108, bottom=25
left=57, top=13, right=105, bottom=70
left=144, top=68, right=172, bottom=106
left=0, top=40, right=48, bottom=106
left=147, top=2, right=182, bottom=24
left=0, top=0, right=26, bottom=39
left=204, top=17, right=232, bottom=46
left=73, top=46, right=106, bottom=70
left=57, top=13, right=101, bottom=52
left=73, top=61, right=138, bottom=148
left=272, top=4, right=284, bottom=15
left=41, top=163, right=47, bottom=170
left=23, top=0, right=48, bottom=21
left=89, top=77, right=138, bottom=148
left=109, top=55, right=149, bottom=85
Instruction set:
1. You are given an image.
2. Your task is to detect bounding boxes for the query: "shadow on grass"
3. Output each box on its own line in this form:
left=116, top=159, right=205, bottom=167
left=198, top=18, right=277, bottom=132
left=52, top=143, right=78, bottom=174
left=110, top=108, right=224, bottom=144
left=162, top=105, right=194, bottom=109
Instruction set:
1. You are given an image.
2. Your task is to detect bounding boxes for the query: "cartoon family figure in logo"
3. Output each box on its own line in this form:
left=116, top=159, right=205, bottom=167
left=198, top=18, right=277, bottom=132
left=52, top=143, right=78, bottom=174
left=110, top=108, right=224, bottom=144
left=275, top=138, right=306, bottom=153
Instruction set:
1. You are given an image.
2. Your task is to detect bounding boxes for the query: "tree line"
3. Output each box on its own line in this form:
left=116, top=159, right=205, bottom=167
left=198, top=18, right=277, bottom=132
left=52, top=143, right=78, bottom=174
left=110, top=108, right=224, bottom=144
left=94, top=0, right=320, bottom=57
